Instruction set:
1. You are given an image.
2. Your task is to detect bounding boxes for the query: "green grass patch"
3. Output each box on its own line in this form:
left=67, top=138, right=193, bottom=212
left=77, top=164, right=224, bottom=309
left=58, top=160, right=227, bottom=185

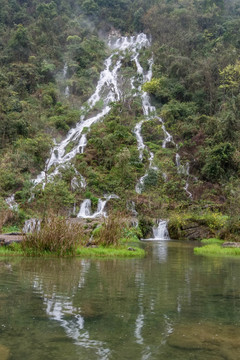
left=0, top=243, right=24, bottom=256
left=76, top=245, right=145, bottom=258
left=2, top=225, right=20, bottom=233
left=0, top=242, right=145, bottom=258
left=201, top=238, right=224, bottom=245
left=120, top=236, right=140, bottom=244
left=194, top=244, right=240, bottom=257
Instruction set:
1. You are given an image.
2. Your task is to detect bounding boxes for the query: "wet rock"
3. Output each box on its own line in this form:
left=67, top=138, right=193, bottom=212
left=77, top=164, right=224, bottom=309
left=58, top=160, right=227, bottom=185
left=222, top=242, right=240, bottom=248
left=0, top=234, right=24, bottom=246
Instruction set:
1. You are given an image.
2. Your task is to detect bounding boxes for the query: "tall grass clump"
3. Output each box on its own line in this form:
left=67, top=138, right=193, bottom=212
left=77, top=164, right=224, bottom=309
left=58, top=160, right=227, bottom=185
left=95, top=213, right=123, bottom=246
left=22, top=215, right=84, bottom=256
left=0, top=208, right=13, bottom=233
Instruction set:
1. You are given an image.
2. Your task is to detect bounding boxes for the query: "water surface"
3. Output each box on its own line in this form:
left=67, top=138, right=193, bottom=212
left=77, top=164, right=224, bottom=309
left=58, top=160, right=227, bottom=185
left=0, top=241, right=239, bottom=359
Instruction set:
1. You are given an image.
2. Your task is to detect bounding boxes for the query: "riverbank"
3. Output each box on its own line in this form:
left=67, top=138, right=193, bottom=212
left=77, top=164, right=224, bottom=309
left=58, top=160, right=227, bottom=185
left=194, top=238, right=240, bottom=257
left=0, top=241, right=145, bottom=258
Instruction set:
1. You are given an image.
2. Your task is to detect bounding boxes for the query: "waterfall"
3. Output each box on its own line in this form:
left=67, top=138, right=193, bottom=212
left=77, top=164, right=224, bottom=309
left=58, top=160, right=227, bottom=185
left=22, top=218, right=41, bottom=233
left=152, top=220, right=170, bottom=240
left=77, top=195, right=119, bottom=219
left=63, top=63, right=70, bottom=97
left=77, top=199, right=92, bottom=218
left=5, top=195, right=18, bottom=210
left=33, top=33, right=151, bottom=190
left=176, top=154, right=192, bottom=198
left=3, top=32, right=193, bottom=217
left=133, top=56, right=175, bottom=194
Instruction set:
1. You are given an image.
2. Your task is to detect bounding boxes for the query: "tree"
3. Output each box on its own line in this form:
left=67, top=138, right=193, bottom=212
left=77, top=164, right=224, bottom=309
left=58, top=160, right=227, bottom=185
left=8, top=24, right=31, bottom=62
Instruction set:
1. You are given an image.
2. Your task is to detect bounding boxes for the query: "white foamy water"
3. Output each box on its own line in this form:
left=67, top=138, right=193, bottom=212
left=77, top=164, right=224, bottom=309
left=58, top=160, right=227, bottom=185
left=33, top=34, right=152, bottom=194
left=77, top=194, right=119, bottom=219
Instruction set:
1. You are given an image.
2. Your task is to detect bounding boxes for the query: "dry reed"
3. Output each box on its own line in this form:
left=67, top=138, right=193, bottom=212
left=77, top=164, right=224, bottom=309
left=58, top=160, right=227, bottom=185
left=96, top=212, right=123, bottom=246
left=22, top=215, right=84, bottom=256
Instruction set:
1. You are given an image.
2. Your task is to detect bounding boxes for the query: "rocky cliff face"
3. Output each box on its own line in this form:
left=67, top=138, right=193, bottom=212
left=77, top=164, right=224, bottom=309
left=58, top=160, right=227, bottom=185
left=168, top=219, right=214, bottom=241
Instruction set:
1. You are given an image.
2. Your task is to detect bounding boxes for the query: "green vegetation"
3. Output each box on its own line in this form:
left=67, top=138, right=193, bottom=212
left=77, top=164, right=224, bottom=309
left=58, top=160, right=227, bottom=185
left=201, top=238, right=224, bottom=245
left=194, top=237, right=240, bottom=257
left=0, top=214, right=145, bottom=258
left=22, top=215, right=85, bottom=256
left=1, top=0, right=240, bottom=242
left=0, top=242, right=24, bottom=256
left=194, top=244, right=240, bottom=257
left=75, top=245, right=145, bottom=258
left=168, top=211, right=228, bottom=240
left=0, top=242, right=145, bottom=258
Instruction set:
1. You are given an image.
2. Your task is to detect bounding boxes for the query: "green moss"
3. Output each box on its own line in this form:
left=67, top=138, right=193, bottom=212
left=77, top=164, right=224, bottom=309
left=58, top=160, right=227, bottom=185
left=194, top=244, right=240, bottom=257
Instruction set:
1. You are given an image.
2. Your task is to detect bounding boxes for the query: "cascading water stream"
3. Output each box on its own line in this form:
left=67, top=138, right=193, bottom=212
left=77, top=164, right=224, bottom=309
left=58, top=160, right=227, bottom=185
left=143, top=220, right=170, bottom=241
left=133, top=57, right=174, bottom=194
left=6, top=33, right=192, bottom=225
left=176, top=153, right=193, bottom=198
left=77, top=195, right=119, bottom=219
left=152, top=220, right=170, bottom=240
left=31, top=34, right=151, bottom=218
left=63, top=63, right=70, bottom=97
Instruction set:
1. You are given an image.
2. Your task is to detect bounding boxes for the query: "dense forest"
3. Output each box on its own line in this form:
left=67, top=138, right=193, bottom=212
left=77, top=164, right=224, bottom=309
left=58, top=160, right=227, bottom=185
left=0, top=0, right=240, bottom=240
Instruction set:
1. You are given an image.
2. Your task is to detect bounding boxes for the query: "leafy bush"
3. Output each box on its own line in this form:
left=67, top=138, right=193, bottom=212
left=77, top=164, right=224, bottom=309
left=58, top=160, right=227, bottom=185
left=201, top=142, right=237, bottom=182
left=138, top=216, right=153, bottom=238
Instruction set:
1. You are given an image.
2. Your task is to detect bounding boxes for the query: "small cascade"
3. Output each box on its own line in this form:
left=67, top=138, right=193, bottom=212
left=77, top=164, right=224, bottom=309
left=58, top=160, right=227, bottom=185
left=134, top=120, right=145, bottom=161
left=63, top=63, right=68, bottom=78
left=5, top=195, right=18, bottom=210
left=63, top=63, right=70, bottom=97
left=176, top=154, right=193, bottom=198
left=77, top=195, right=119, bottom=219
left=64, top=85, right=70, bottom=97
left=133, top=56, right=174, bottom=193
left=78, top=134, right=87, bottom=153
left=77, top=199, right=92, bottom=218
left=176, top=153, right=181, bottom=169
left=152, top=220, right=170, bottom=240
left=127, top=201, right=138, bottom=227
left=22, top=218, right=41, bottom=233
left=70, top=173, right=86, bottom=191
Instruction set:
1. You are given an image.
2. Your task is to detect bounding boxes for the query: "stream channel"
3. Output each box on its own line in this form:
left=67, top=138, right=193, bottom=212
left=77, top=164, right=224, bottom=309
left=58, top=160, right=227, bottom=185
left=0, top=241, right=240, bottom=360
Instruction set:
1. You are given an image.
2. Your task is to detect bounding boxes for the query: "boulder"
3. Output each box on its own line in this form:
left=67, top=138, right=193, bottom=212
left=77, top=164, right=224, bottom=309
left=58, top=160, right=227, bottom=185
left=222, top=242, right=240, bottom=248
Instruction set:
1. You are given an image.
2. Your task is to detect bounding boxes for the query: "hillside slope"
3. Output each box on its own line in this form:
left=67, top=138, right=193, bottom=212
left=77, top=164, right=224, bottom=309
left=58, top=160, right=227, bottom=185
left=0, top=0, right=240, bottom=239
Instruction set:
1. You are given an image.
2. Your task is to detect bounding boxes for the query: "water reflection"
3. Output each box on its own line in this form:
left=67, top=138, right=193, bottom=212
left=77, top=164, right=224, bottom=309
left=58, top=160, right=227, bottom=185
left=32, top=262, right=111, bottom=359
left=0, top=243, right=240, bottom=359
left=152, top=240, right=168, bottom=263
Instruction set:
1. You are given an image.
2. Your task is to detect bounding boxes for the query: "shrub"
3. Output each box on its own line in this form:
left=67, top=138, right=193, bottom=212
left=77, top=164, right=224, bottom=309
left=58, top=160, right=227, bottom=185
left=22, top=215, right=84, bottom=256
left=138, top=216, right=153, bottom=238
left=94, top=213, right=123, bottom=246
left=201, top=142, right=237, bottom=182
